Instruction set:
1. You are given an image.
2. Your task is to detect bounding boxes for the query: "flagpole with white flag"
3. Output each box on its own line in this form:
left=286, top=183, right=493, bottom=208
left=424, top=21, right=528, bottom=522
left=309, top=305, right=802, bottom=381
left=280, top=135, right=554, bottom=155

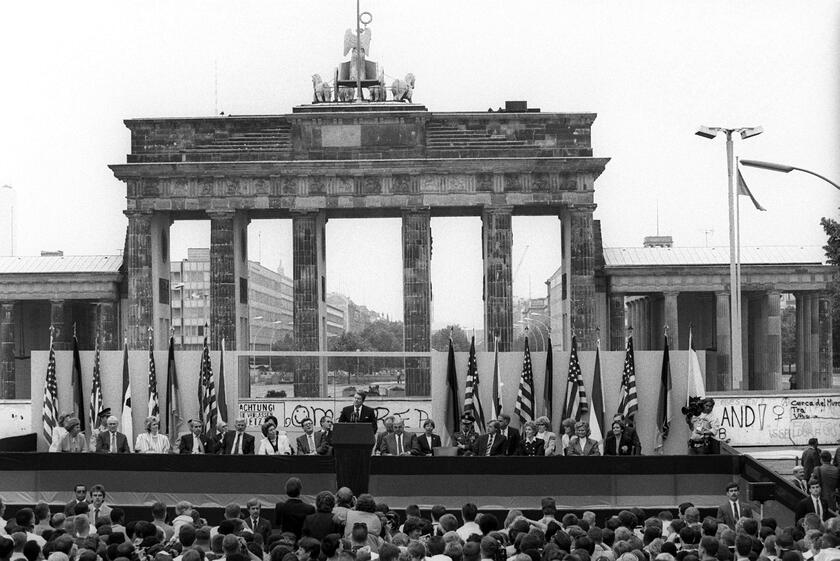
left=120, top=337, right=134, bottom=447
left=588, top=334, right=605, bottom=447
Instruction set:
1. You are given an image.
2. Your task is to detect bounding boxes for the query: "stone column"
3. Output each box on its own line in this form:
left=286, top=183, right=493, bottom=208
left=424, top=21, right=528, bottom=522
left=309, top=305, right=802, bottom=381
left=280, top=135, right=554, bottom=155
left=664, top=291, right=679, bottom=350
left=765, top=291, right=782, bottom=391
left=609, top=294, right=626, bottom=351
left=817, top=291, right=833, bottom=389
left=715, top=291, right=731, bottom=390
left=96, top=301, right=118, bottom=351
left=751, top=295, right=767, bottom=390
left=125, top=210, right=153, bottom=349
left=50, top=300, right=68, bottom=350
left=795, top=292, right=812, bottom=389
left=482, top=207, right=513, bottom=351
left=209, top=211, right=236, bottom=350
left=402, top=208, right=431, bottom=396
left=293, top=210, right=326, bottom=397
left=561, top=206, right=597, bottom=350
left=0, top=302, right=14, bottom=399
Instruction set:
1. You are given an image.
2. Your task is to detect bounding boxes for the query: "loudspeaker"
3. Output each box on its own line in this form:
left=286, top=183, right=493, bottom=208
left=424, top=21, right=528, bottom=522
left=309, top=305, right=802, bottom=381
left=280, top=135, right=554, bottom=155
left=748, top=482, right=776, bottom=502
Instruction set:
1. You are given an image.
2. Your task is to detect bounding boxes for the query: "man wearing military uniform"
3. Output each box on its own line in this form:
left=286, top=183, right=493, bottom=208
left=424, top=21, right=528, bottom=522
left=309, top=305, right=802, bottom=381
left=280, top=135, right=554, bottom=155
left=452, top=413, right=479, bottom=455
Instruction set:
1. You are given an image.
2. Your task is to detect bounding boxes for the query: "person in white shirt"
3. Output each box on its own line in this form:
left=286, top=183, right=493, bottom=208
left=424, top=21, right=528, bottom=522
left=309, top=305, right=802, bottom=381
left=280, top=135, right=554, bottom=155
left=456, top=503, right=481, bottom=541
left=135, top=417, right=171, bottom=453
left=258, top=422, right=294, bottom=455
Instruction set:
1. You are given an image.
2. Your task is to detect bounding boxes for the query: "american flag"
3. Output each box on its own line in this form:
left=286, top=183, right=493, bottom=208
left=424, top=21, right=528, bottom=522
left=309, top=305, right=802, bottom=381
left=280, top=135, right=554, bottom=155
left=198, top=337, right=218, bottom=434
left=463, top=336, right=486, bottom=432
left=89, top=337, right=104, bottom=431
left=147, top=333, right=159, bottom=418
left=514, top=336, right=535, bottom=424
left=617, top=336, right=639, bottom=420
left=563, top=336, right=589, bottom=422
left=42, top=332, right=59, bottom=446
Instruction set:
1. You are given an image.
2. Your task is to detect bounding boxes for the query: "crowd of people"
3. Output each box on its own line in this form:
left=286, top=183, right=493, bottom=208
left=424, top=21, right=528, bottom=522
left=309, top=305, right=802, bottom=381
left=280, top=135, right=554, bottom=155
left=0, top=479, right=838, bottom=561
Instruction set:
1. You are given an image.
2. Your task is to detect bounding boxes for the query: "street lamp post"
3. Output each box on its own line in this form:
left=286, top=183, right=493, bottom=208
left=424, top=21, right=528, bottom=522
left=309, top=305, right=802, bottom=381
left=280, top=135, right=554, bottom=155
left=696, top=125, right=763, bottom=389
left=740, top=159, right=840, bottom=191
left=172, top=281, right=185, bottom=348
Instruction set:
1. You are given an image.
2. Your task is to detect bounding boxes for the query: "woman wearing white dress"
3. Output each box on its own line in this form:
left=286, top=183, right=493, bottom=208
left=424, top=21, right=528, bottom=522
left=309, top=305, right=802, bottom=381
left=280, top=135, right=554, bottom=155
left=258, top=422, right=294, bottom=455
left=134, top=416, right=171, bottom=453
left=48, top=412, right=73, bottom=452
left=535, top=416, right=558, bottom=456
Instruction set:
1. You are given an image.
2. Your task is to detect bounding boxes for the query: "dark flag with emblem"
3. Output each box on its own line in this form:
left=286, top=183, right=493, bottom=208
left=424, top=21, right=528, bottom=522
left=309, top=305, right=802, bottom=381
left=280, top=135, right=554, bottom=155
left=589, top=343, right=605, bottom=443
left=444, top=335, right=460, bottom=443
left=71, top=331, right=85, bottom=432
left=542, top=336, right=554, bottom=419
left=165, top=334, right=182, bottom=443
left=463, top=336, right=486, bottom=432
left=42, top=330, right=59, bottom=446
left=514, top=336, right=535, bottom=424
left=616, top=336, right=639, bottom=421
left=491, top=335, right=502, bottom=418
left=655, top=334, right=673, bottom=453
left=563, top=336, right=589, bottom=422
left=216, top=338, right=228, bottom=425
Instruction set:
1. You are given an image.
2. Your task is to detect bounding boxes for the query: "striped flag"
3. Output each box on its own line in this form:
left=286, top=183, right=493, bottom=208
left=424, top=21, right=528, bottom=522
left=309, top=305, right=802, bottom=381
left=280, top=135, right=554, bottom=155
left=444, top=336, right=460, bottom=443
left=120, top=340, right=134, bottom=446
left=588, top=343, right=605, bottom=444
left=42, top=331, right=59, bottom=446
left=198, top=337, right=218, bottom=434
left=491, top=335, right=503, bottom=419
left=89, top=337, right=104, bottom=431
left=463, top=336, right=486, bottom=432
left=616, top=336, right=639, bottom=420
left=71, top=333, right=85, bottom=432
left=514, top=336, right=535, bottom=424
left=563, top=336, right=589, bottom=422
left=147, top=333, right=159, bottom=418
left=542, top=337, right=554, bottom=419
left=165, top=335, right=183, bottom=443
left=216, top=338, right=228, bottom=425
left=655, top=334, right=673, bottom=453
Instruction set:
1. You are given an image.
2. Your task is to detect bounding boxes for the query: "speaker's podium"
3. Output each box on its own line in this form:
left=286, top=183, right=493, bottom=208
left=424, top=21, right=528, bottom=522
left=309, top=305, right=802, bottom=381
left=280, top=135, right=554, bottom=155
left=333, top=423, right=375, bottom=494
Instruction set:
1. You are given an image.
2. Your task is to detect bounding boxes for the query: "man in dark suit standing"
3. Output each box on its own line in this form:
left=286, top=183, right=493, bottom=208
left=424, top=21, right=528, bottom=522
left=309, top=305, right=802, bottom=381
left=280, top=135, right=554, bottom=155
left=244, top=498, right=272, bottom=544
left=64, top=484, right=88, bottom=516
left=95, top=416, right=131, bottom=453
left=715, top=482, right=755, bottom=528
left=802, top=438, right=822, bottom=481
left=275, top=477, right=315, bottom=538
left=296, top=418, right=319, bottom=455
left=496, top=414, right=520, bottom=456
left=472, top=420, right=507, bottom=456
left=315, top=416, right=333, bottom=456
left=337, top=391, right=378, bottom=433
left=178, top=419, right=215, bottom=454
left=794, top=480, right=831, bottom=522
left=222, top=418, right=255, bottom=455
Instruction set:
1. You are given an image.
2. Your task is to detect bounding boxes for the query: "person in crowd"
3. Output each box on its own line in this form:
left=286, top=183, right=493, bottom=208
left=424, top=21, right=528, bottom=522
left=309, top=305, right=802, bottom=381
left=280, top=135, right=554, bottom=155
left=810, top=450, right=839, bottom=509
left=296, top=418, right=320, bottom=455
left=315, top=415, right=334, bottom=456
left=535, top=416, right=558, bottom=456
left=63, top=484, right=88, bottom=516
left=412, top=419, right=441, bottom=456
left=94, top=416, right=131, bottom=454
left=472, top=420, right=507, bottom=457
left=258, top=422, right=293, bottom=455
left=560, top=418, right=576, bottom=456
left=344, top=494, right=381, bottom=539
left=716, top=482, right=754, bottom=528
left=374, top=416, right=396, bottom=456
left=794, top=479, right=830, bottom=522
left=566, top=421, right=600, bottom=456
left=302, top=491, right=340, bottom=540
left=456, top=503, right=480, bottom=541
left=515, top=421, right=544, bottom=456
left=178, top=419, right=214, bottom=454
left=332, top=487, right=355, bottom=529
left=171, top=501, right=194, bottom=534
left=135, top=416, right=171, bottom=454
left=88, top=408, right=111, bottom=453
left=276, top=477, right=315, bottom=538
left=452, top=414, right=479, bottom=455
left=496, top=414, right=520, bottom=456
left=337, top=391, right=378, bottom=433
left=223, top=418, right=255, bottom=455
left=380, top=417, right=414, bottom=456
left=604, top=419, right=636, bottom=456
left=32, top=502, right=50, bottom=536
left=791, top=466, right=808, bottom=493
left=88, top=484, right=111, bottom=523
left=802, top=438, right=822, bottom=481
left=150, top=501, right=174, bottom=541
left=243, top=498, right=271, bottom=544
left=55, top=417, right=86, bottom=453
left=687, top=398, right=721, bottom=455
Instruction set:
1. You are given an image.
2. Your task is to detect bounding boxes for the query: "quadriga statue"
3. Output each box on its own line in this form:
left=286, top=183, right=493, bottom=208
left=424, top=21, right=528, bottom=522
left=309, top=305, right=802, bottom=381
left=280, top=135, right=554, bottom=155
left=390, top=73, right=415, bottom=102
left=311, top=74, right=331, bottom=103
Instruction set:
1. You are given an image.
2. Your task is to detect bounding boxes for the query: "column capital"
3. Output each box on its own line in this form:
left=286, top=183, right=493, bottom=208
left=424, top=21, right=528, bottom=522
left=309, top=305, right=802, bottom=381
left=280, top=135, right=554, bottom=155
left=123, top=209, right=153, bottom=219
left=482, top=205, right=514, bottom=215
left=565, top=203, right=598, bottom=215
left=206, top=209, right=236, bottom=220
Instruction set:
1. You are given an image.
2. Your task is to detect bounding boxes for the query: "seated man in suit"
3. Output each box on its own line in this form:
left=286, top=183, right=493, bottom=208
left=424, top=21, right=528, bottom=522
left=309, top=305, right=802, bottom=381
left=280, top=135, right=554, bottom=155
left=412, top=419, right=442, bottom=456
left=374, top=415, right=395, bottom=455
left=95, top=416, right=131, bottom=454
left=244, top=497, right=272, bottom=544
left=794, top=479, right=831, bottom=522
left=337, top=390, right=378, bottom=433
left=379, top=416, right=414, bottom=456
left=296, top=418, right=319, bottom=455
left=222, top=417, right=255, bottom=455
left=715, top=482, right=755, bottom=528
left=179, top=419, right=214, bottom=454
left=472, top=420, right=507, bottom=457
left=315, top=416, right=333, bottom=456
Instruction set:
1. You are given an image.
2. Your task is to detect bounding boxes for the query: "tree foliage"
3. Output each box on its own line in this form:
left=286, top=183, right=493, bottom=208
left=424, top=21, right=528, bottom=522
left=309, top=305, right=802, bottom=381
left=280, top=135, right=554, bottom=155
left=431, top=324, right=471, bottom=352
left=821, top=214, right=840, bottom=368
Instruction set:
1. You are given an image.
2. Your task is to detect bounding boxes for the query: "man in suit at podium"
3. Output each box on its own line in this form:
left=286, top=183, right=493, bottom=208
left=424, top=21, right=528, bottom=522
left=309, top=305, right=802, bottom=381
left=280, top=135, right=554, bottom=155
left=338, top=391, right=378, bottom=433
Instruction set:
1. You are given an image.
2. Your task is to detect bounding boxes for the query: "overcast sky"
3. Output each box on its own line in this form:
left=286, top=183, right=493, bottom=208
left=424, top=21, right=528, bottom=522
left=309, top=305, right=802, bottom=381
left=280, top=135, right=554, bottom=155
left=1, top=1, right=838, bottom=329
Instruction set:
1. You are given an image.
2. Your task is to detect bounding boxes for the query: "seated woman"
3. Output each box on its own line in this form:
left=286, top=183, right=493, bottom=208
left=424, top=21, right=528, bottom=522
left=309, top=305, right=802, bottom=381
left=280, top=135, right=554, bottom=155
left=566, top=420, right=601, bottom=456
left=412, top=419, right=441, bottom=456
left=559, top=418, right=575, bottom=456
left=515, top=421, right=545, bottom=456
left=56, top=416, right=87, bottom=453
left=535, top=416, right=558, bottom=456
left=604, top=419, right=636, bottom=455
left=258, top=422, right=294, bottom=455
left=135, top=416, right=171, bottom=453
